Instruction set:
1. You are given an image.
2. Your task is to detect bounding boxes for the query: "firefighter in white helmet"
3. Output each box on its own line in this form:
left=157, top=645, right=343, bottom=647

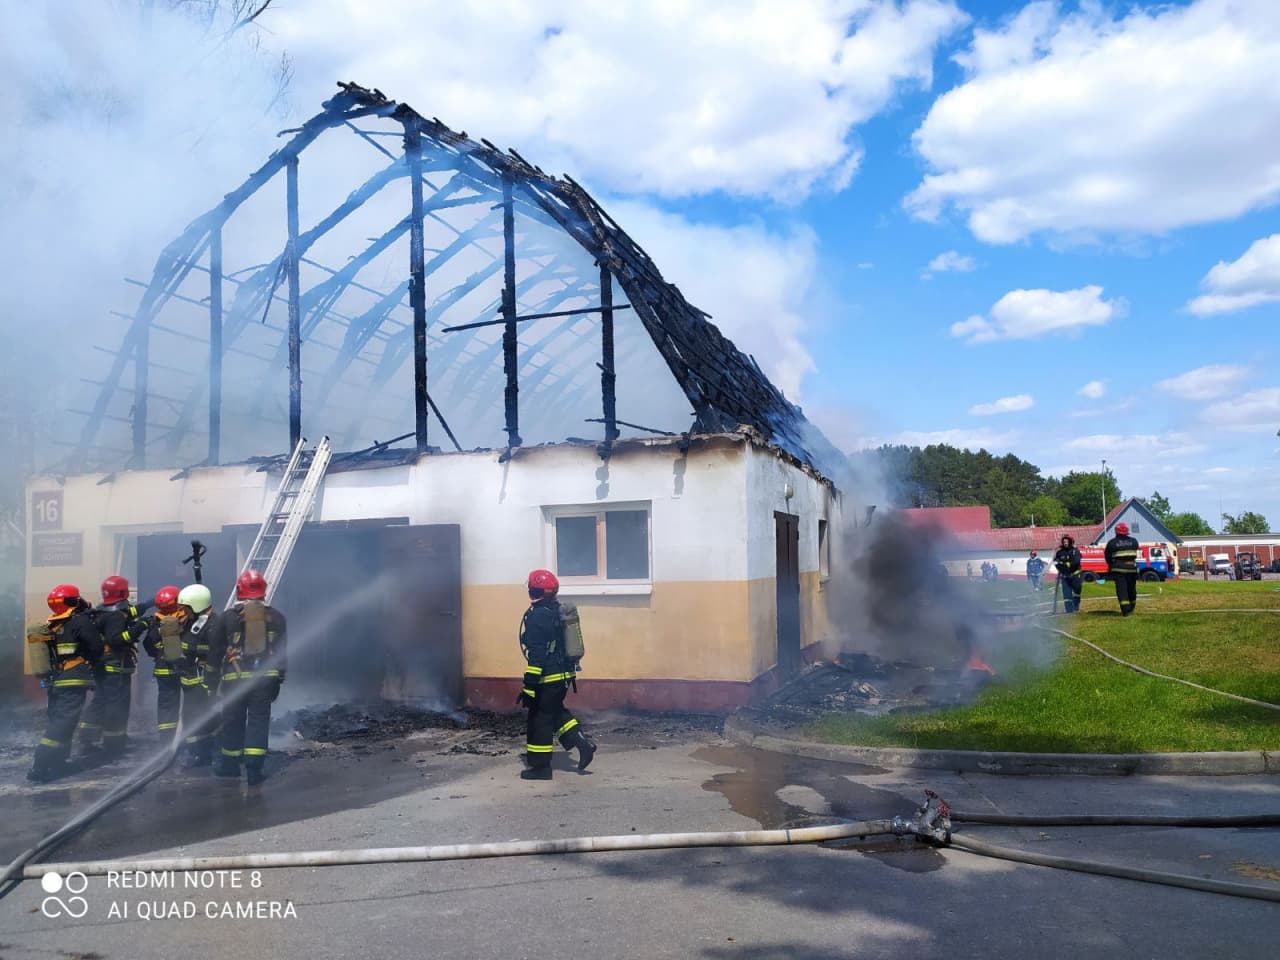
left=175, top=583, right=219, bottom=767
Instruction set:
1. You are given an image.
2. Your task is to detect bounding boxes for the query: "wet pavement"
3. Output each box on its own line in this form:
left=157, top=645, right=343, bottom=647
left=1, top=703, right=1277, bottom=959
left=0, top=702, right=726, bottom=866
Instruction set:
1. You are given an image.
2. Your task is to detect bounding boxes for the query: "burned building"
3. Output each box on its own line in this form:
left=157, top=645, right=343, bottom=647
left=24, top=84, right=848, bottom=711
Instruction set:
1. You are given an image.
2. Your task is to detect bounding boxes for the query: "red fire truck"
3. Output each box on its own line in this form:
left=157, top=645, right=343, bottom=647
left=1078, top=543, right=1177, bottom=582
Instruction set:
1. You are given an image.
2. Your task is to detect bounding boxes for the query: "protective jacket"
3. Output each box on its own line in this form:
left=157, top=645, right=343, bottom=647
left=144, top=610, right=188, bottom=676
left=1026, top=556, right=1046, bottom=577
left=519, top=599, right=572, bottom=696
left=47, top=609, right=103, bottom=684
left=211, top=600, right=287, bottom=681
left=1053, top=546, right=1082, bottom=576
left=1105, top=534, right=1140, bottom=573
left=181, top=610, right=218, bottom=666
left=95, top=598, right=152, bottom=672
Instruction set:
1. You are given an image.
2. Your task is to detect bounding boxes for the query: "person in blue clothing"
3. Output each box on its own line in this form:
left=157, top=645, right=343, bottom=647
left=1026, top=551, right=1045, bottom=591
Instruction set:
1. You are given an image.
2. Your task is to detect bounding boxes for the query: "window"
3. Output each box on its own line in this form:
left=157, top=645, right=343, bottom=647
left=1130, top=521, right=1140, bottom=535
left=548, top=504, right=651, bottom=588
left=818, top=519, right=830, bottom=581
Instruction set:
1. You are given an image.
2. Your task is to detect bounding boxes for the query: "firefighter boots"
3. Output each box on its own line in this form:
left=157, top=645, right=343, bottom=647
left=520, top=766, right=552, bottom=780
left=213, top=757, right=241, bottom=779
left=576, top=732, right=597, bottom=772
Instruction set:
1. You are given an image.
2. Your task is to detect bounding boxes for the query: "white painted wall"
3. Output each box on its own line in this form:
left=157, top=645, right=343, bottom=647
left=25, top=437, right=767, bottom=616
left=744, top=446, right=836, bottom=581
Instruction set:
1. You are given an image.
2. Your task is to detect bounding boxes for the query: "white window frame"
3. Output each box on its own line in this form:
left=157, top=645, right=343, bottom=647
left=543, top=501, right=653, bottom=597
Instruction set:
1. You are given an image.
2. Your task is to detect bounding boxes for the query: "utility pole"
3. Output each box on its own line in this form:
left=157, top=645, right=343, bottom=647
left=1100, top=459, right=1108, bottom=524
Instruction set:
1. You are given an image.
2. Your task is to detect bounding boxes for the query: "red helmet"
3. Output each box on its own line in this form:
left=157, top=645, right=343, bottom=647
left=155, top=585, right=181, bottom=614
left=1030, top=551, right=1037, bottom=557
left=47, top=584, right=81, bottom=619
left=527, top=569, right=559, bottom=596
left=101, top=575, right=130, bottom=604
left=236, top=569, right=268, bottom=600
left=1115, top=522, right=1129, bottom=535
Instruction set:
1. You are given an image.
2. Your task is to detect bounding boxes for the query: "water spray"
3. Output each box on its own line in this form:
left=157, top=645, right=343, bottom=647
left=1, top=569, right=415, bottom=894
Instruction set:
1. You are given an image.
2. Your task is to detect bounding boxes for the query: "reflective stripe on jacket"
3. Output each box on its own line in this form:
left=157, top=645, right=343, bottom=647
left=1105, top=535, right=1141, bottom=573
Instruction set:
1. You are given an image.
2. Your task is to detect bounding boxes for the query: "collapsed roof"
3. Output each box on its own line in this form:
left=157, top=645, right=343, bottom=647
left=71, top=82, right=841, bottom=477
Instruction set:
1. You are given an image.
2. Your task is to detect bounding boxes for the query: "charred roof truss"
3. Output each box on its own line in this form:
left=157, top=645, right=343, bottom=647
left=71, top=83, right=837, bottom=474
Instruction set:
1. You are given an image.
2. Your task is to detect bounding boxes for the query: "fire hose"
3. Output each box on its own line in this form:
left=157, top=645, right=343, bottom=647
left=8, top=792, right=1280, bottom=904
left=0, top=735, right=183, bottom=893
left=1045, top=625, right=1280, bottom=712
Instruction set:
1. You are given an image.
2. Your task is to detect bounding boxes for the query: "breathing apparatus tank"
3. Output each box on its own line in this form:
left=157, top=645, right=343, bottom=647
left=26, top=621, right=54, bottom=677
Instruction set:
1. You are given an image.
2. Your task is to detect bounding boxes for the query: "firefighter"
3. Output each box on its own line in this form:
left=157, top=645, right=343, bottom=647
left=142, top=585, right=185, bottom=742
left=1053, top=535, right=1083, bottom=613
left=210, top=570, right=286, bottom=785
left=1105, top=521, right=1141, bottom=616
left=28, top=585, right=104, bottom=783
left=1026, top=551, right=1045, bottom=591
left=517, top=569, right=595, bottom=780
left=175, top=583, right=219, bottom=766
left=90, top=575, right=154, bottom=757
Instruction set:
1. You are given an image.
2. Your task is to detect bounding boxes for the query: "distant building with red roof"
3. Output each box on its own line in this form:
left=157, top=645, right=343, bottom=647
left=897, top=506, right=991, bottom=535
left=900, top=498, right=1181, bottom=578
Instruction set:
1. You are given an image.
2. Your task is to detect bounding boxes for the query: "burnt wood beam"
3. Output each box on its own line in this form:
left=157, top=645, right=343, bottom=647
left=77, top=92, right=397, bottom=469
left=501, top=174, right=521, bottom=448
left=599, top=261, right=619, bottom=447
left=406, top=121, right=429, bottom=452
left=286, top=156, right=302, bottom=449
left=209, top=226, right=223, bottom=465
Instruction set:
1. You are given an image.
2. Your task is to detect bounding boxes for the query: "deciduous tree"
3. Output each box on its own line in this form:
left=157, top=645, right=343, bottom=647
left=1221, top=511, right=1270, bottom=534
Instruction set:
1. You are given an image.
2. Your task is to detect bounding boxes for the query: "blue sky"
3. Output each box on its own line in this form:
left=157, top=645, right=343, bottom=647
left=9, top=0, right=1277, bottom=529
left=261, top=0, right=1278, bottom=528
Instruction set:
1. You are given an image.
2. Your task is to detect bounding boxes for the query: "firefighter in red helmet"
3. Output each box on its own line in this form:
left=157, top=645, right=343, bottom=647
left=209, top=569, right=287, bottom=785
left=142, top=585, right=185, bottom=741
left=29, top=585, right=104, bottom=782
left=81, top=575, right=156, bottom=757
left=1105, top=521, right=1140, bottom=615
left=517, top=569, right=595, bottom=780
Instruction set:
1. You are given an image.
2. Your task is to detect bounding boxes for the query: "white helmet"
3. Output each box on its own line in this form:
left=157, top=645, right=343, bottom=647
left=177, top=583, right=213, bottom=614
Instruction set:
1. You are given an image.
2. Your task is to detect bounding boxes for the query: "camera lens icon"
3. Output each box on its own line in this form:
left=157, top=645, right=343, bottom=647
left=39, top=871, right=89, bottom=919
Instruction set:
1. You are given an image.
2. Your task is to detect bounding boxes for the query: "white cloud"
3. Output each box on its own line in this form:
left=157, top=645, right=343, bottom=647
left=1077, top=380, right=1106, bottom=399
left=968, top=393, right=1033, bottom=416
left=951, top=285, right=1120, bottom=343
left=907, top=0, right=1280, bottom=243
left=1064, top=434, right=1208, bottom=458
left=922, top=249, right=976, bottom=277
left=608, top=201, right=818, bottom=399
left=1186, top=234, right=1280, bottom=315
left=1202, top=387, right=1280, bottom=431
left=271, top=0, right=967, bottom=199
left=1155, top=364, right=1249, bottom=400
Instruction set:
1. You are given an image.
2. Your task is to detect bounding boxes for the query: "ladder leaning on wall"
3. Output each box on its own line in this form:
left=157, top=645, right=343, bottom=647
left=228, top=436, right=332, bottom=609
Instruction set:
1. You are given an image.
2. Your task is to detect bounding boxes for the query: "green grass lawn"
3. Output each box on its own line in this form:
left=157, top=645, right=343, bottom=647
left=814, top=579, right=1280, bottom=754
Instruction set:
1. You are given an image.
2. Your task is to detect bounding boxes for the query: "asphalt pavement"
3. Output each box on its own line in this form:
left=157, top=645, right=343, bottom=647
left=1, top=714, right=1277, bottom=959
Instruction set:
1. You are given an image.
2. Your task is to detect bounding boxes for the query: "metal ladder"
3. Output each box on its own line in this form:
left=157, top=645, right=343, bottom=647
left=229, top=436, right=332, bottom=608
